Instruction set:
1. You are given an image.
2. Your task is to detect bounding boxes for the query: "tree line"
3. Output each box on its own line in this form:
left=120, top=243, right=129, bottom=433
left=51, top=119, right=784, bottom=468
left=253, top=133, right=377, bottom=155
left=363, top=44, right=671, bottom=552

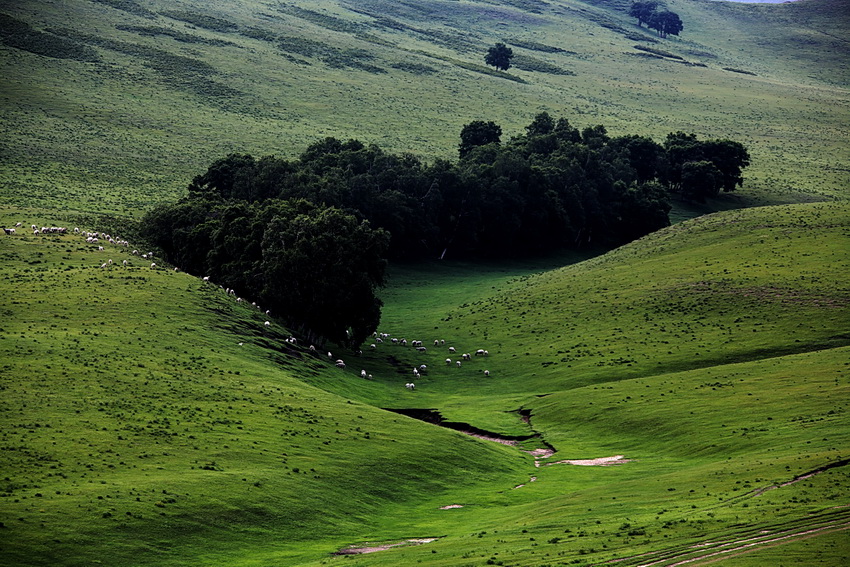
left=141, top=113, right=748, bottom=345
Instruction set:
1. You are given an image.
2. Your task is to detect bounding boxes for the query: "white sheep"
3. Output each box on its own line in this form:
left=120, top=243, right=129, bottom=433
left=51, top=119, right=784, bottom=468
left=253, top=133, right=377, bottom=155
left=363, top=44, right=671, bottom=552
left=456, top=360, right=462, bottom=368
left=264, top=321, right=271, bottom=327
left=150, top=263, right=156, bottom=269
left=361, top=369, right=367, bottom=378
left=448, top=346, right=456, bottom=353
left=445, top=358, right=452, bottom=365
left=484, top=370, right=490, bottom=377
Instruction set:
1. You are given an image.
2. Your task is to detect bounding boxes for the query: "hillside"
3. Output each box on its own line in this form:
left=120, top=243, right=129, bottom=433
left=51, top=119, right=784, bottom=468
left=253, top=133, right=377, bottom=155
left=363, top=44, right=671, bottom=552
left=2, top=201, right=848, bottom=566
left=1, top=0, right=848, bottom=215
left=2, top=0, right=850, bottom=565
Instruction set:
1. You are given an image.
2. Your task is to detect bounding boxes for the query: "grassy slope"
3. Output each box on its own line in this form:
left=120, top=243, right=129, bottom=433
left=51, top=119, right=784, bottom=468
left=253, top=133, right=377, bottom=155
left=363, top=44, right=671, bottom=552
left=1, top=206, right=848, bottom=565
left=0, top=0, right=848, bottom=216
left=0, top=211, right=529, bottom=566
left=2, top=0, right=850, bottom=564
left=352, top=201, right=850, bottom=565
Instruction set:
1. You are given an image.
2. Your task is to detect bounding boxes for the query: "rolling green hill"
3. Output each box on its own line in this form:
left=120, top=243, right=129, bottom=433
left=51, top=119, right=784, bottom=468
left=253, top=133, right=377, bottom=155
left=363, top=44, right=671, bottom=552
left=1, top=0, right=848, bottom=215
left=2, top=201, right=848, bottom=565
left=2, top=0, right=850, bottom=565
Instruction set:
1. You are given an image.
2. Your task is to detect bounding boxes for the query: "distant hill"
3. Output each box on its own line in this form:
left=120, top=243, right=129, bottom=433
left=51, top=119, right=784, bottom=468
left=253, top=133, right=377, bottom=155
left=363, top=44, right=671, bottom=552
left=0, top=0, right=848, bottom=214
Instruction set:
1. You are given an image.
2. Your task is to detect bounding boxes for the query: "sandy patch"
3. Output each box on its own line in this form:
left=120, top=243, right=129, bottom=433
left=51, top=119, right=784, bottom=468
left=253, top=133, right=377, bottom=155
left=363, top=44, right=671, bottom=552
left=335, top=538, right=439, bottom=555
left=548, top=455, right=632, bottom=466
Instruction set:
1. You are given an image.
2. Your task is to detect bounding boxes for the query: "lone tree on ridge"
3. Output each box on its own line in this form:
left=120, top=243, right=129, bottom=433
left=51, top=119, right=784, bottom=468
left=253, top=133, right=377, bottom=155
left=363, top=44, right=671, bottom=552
left=485, top=42, right=513, bottom=71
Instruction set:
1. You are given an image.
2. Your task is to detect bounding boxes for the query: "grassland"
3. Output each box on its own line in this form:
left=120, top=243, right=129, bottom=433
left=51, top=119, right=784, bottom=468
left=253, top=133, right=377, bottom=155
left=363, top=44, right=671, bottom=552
left=2, top=200, right=848, bottom=565
left=2, top=0, right=850, bottom=565
left=0, top=0, right=848, bottom=216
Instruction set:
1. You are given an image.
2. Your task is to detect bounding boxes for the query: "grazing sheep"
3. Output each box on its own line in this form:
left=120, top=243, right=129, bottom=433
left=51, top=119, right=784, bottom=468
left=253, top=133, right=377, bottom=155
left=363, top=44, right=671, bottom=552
left=335, top=359, right=346, bottom=369
left=416, top=346, right=427, bottom=352
left=405, top=382, right=415, bottom=390
left=361, top=369, right=368, bottom=378
left=484, top=370, right=490, bottom=377
left=456, top=360, right=462, bottom=368
left=448, top=346, right=456, bottom=353
left=445, top=358, right=452, bottom=365
left=462, top=353, right=471, bottom=360
left=475, top=349, right=486, bottom=356
left=150, top=263, right=156, bottom=269
left=203, top=276, right=210, bottom=281
left=122, top=260, right=128, bottom=266
left=264, top=321, right=271, bottom=327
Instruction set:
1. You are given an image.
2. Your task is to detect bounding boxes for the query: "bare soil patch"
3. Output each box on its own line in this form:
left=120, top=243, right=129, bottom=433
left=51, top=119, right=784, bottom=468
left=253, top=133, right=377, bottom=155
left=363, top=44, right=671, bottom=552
left=548, top=455, right=632, bottom=466
left=334, top=538, right=440, bottom=555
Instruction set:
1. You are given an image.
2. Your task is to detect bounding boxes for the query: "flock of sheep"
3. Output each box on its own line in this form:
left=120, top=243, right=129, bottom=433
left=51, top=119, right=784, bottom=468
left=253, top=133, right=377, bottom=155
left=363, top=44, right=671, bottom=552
left=358, top=333, right=491, bottom=391
left=6, top=221, right=492, bottom=391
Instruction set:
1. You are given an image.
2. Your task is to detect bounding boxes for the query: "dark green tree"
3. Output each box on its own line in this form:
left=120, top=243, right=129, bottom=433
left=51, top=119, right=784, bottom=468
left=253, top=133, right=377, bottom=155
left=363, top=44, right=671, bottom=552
left=261, top=202, right=390, bottom=346
left=700, top=140, right=750, bottom=192
left=680, top=160, right=722, bottom=202
left=459, top=120, right=502, bottom=159
left=188, top=153, right=258, bottom=200
left=484, top=42, right=513, bottom=71
left=629, top=1, right=659, bottom=27
left=648, top=10, right=683, bottom=39
left=526, top=112, right=556, bottom=136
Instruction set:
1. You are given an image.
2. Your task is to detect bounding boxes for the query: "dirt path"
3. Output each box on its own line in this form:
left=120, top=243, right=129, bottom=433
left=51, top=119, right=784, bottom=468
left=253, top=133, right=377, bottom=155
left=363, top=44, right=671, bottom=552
left=603, top=507, right=850, bottom=566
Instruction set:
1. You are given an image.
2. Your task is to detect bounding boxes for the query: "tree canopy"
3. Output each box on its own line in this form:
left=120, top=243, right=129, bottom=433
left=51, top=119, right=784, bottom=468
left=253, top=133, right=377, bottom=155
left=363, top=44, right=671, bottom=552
left=485, top=42, right=513, bottom=71
left=629, top=2, right=682, bottom=38
left=141, top=198, right=389, bottom=346
left=142, top=116, right=749, bottom=344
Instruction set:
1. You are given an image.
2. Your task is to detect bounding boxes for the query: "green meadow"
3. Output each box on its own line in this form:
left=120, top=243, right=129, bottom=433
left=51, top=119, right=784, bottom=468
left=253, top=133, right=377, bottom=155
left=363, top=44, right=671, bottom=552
left=2, top=0, right=849, bottom=565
